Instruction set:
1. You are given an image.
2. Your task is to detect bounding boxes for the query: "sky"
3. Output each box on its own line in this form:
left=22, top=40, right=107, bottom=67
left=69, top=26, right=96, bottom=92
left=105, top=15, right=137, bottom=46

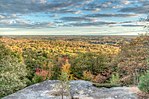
left=0, top=0, right=149, bottom=35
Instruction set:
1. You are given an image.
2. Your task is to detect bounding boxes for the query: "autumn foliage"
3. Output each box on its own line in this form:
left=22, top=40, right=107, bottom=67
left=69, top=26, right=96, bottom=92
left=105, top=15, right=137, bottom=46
left=0, top=35, right=149, bottom=96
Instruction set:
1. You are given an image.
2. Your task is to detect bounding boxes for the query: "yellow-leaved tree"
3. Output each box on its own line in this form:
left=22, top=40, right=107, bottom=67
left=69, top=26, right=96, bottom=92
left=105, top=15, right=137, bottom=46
left=54, top=59, right=73, bottom=99
left=61, top=60, right=73, bottom=80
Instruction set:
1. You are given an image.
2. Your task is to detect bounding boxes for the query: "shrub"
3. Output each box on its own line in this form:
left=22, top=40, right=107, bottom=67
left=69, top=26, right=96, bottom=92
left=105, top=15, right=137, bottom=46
left=138, top=58, right=149, bottom=93
left=61, top=61, right=71, bottom=76
left=82, top=70, right=94, bottom=81
left=32, top=67, right=51, bottom=83
left=110, top=73, right=120, bottom=84
left=22, top=48, right=48, bottom=81
left=0, top=43, right=28, bottom=97
left=111, top=36, right=149, bottom=85
left=138, top=71, right=149, bottom=93
left=93, top=83, right=121, bottom=88
left=61, top=60, right=73, bottom=80
left=32, top=74, right=44, bottom=83
left=51, top=65, right=61, bottom=80
left=120, top=75, right=133, bottom=86
left=93, top=74, right=107, bottom=83
left=71, top=52, right=108, bottom=79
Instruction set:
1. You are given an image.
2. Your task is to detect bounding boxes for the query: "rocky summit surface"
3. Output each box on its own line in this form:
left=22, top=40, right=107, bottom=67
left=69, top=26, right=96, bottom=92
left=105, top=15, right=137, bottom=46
left=3, top=80, right=138, bottom=99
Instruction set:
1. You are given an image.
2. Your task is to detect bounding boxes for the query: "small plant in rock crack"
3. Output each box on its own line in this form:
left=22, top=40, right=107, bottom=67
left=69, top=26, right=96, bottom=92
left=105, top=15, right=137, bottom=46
left=52, top=60, right=73, bottom=99
left=59, top=72, right=72, bottom=99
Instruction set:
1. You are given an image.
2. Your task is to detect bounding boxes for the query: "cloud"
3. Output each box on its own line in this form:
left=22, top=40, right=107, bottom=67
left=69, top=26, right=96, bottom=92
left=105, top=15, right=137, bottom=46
left=121, top=0, right=131, bottom=5
left=0, top=14, right=18, bottom=19
left=0, top=0, right=148, bottom=29
left=119, top=0, right=149, bottom=14
left=85, top=13, right=138, bottom=18
left=60, top=16, right=94, bottom=22
left=121, top=25, right=143, bottom=27
left=0, top=0, right=93, bottom=14
left=50, top=9, right=82, bottom=14
left=0, top=0, right=148, bottom=15
left=27, top=22, right=56, bottom=29
left=0, top=18, right=55, bottom=28
left=67, top=21, right=117, bottom=26
left=82, top=0, right=128, bottom=12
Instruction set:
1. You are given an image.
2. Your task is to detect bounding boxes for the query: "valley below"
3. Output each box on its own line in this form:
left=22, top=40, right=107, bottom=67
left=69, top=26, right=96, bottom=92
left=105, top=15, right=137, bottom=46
left=0, top=35, right=149, bottom=99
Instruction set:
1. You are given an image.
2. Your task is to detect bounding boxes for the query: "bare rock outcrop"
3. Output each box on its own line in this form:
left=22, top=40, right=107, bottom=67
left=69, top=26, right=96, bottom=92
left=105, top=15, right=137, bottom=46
left=3, top=80, right=138, bottom=99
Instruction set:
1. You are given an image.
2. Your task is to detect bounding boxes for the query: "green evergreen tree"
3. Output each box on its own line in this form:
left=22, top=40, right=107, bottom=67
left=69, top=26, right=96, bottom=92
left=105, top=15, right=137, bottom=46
left=0, top=42, right=28, bottom=97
